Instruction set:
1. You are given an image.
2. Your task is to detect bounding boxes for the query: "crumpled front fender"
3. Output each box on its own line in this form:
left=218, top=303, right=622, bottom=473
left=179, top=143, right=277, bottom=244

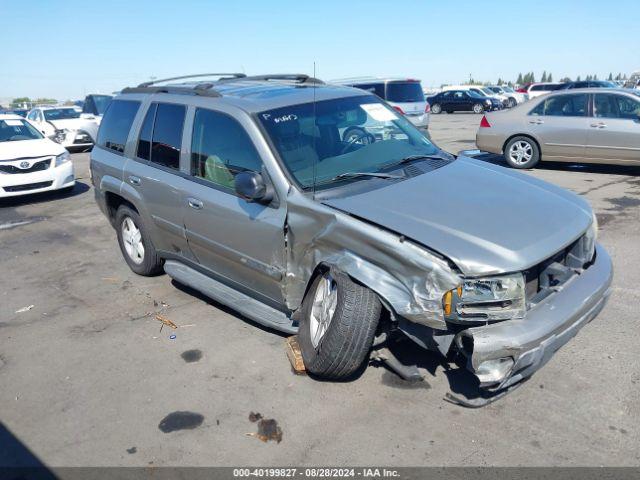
left=283, top=190, right=460, bottom=329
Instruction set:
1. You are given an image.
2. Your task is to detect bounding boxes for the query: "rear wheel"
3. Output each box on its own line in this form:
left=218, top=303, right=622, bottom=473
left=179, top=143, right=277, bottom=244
left=473, top=103, right=484, bottom=114
left=115, top=206, right=163, bottom=276
left=504, top=136, right=540, bottom=169
left=507, top=97, right=517, bottom=108
left=298, top=270, right=381, bottom=380
left=431, top=103, right=442, bottom=114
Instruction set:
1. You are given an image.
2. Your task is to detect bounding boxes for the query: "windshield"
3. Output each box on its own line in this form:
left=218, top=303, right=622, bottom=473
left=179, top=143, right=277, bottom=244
left=468, top=90, right=484, bottom=98
left=481, top=88, right=495, bottom=96
left=0, top=118, right=44, bottom=142
left=43, top=108, right=80, bottom=120
left=501, top=86, right=515, bottom=93
left=91, top=95, right=113, bottom=115
left=258, top=96, right=440, bottom=190
left=385, top=82, right=425, bottom=103
left=489, top=87, right=503, bottom=93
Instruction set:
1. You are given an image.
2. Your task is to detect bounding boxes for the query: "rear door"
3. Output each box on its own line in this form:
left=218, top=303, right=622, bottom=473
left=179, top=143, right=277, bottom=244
left=585, top=93, right=640, bottom=164
left=124, top=101, right=193, bottom=257
left=181, top=107, right=287, bottom=303
left=525, top=93, right=589, bottom=160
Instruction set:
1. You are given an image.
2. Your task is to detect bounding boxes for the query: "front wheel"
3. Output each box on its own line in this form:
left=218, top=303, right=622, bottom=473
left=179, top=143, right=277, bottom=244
left=431, top=103, right=442, bottom=114
left=472, top=103, right=484, bottom=114
left=298, top=270, right=381, bottom=380
left=507, top=97, right=517, bottom=108
left=504, top=136, right=540, bottom=169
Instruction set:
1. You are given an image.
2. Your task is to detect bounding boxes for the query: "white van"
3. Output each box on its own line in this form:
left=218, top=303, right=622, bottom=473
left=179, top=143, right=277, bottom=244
left=331, top=77, right=430, bottom=129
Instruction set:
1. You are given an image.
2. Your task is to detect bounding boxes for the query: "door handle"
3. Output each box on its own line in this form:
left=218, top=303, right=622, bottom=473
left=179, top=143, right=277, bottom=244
left=528, top=119, right=544, bottom=125
left=128, top=175, right=141, bottom=186
left=590, top=122, right=607, bottom=129
left=187, top=198, right=203, bottom=210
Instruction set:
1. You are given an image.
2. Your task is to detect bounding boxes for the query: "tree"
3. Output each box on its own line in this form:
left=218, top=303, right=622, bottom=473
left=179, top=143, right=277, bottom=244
left=516, top=73, right=523, bottom=85
left=497, top=77, right=504, bottom=85
left=576, top=75, right=581, bottom=81
left=608, top=73, right=613, bottom=81
left=541, top=71, right=548, bottom=82
left=11, top=97, right=31, bottom=107
left=34, top=98, right=56, bottom=105
left=547, top=72, right=553, bottom=82
left=560, top=76, right=572, bottom=83
left=593, top=74, right=598, bottom=80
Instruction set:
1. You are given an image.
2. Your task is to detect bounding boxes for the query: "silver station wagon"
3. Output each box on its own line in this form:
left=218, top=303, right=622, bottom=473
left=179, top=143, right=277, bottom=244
left=91, top=73, right=612, bottom=405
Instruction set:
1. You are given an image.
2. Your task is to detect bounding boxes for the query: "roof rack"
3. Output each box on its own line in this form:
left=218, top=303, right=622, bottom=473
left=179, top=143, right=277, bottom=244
left=137, top=73, right=246, bottom=88
left=234, top=74, right=324, bottom=85
left=120, top=73, right=325, bottom=99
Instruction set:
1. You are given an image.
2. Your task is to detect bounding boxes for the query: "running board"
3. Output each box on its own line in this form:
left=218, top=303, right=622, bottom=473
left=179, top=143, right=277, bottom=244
left=164, top=260, right=297, bottom=334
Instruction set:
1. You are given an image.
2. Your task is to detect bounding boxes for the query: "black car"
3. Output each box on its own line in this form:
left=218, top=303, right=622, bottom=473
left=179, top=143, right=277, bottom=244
left=427, top=90, right=501, bottom=114
left=557, top=80, right=616, bottom=90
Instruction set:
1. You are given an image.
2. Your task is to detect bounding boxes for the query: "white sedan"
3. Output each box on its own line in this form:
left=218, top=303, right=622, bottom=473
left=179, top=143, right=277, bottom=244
left=26, top=106, right=98, bottom=150
left=0, top=114, right=75, bottom=198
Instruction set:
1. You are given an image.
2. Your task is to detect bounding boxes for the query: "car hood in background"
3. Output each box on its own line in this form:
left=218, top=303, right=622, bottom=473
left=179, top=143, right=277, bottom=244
left=0, top=138, right=65, bottom=161
left=324, top=156, right=592, bottom=276
left=48, top=118, right=94, bottom=131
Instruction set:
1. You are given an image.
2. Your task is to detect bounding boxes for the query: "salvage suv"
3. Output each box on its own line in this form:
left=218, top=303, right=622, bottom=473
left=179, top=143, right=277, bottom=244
left=91, top=73, right=612, bottom=400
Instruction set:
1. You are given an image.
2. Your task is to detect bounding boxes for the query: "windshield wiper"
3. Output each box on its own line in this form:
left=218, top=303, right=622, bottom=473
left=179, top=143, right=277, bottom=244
left=395, top=154, right=450, bottom=165
left=325, top=171, right=405, bottom=184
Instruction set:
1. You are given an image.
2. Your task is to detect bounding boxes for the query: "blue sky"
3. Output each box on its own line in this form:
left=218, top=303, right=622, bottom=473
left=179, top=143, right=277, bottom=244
left=1, top=0, right=638, bottom=100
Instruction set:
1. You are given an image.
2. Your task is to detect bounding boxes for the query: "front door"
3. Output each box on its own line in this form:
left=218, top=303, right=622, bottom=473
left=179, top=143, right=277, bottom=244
left=585, top=93, right=640, bottom=164
left=182, top=107, right=287, bottom=303
left=526, top=93, right=590, bottom=161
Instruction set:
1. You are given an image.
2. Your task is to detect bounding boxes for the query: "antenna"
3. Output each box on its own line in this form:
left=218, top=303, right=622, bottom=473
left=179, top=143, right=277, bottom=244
left=312, top=61, right=318, bottom=200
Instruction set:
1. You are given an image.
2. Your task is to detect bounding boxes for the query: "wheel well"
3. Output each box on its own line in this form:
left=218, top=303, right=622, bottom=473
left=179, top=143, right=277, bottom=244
left=502, top=134, right=541, bottom=156
left=104, top=192, right=138, bottom=226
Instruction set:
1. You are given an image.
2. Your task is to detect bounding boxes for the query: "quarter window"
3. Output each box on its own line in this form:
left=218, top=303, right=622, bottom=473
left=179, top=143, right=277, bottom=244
left=97, top=100, right=140, bottom=154
left=190, top=108, right=263, bottom=190
left=529, top=94, right=587, bottom=117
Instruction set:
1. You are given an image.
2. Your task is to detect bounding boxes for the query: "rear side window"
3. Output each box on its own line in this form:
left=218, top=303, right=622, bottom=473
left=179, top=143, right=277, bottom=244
left=354, top=83, right=385, bottom=98
left=529, top=94, right=587, bottom=117
left=190, top=108, right=262, bottom=190
left=136, top=102, right=185, bottom=170
left=594, top=94, right=640, bottom=119
left=97, top=100, right=140, bottom=154
left=386, top=82, right=424, bottom=103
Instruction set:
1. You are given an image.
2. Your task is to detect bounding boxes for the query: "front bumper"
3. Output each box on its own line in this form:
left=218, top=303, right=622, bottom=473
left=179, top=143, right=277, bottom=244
left=0, top=161, right=75, bottom=198
left=454, top=243, right=613, bottom=390
left=54, top=130, right=94, bottom=148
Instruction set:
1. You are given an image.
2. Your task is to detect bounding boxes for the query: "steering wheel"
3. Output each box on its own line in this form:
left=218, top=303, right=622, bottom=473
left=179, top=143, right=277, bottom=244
left=340, top=128, right=374, bottom=155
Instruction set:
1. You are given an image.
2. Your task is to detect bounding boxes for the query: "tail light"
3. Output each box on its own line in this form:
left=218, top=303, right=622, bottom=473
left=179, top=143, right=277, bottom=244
left=516, top=87, right=527, bottom=93
left=425, top=103, right=431, bottom=113
left=393, top=106, right=405, bottom=115
left=480, top=115, right=491, bottom=128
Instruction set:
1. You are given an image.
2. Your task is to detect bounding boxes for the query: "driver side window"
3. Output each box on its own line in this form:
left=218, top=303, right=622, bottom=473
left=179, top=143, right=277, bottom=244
left=190, top=108, right=263, bottom=191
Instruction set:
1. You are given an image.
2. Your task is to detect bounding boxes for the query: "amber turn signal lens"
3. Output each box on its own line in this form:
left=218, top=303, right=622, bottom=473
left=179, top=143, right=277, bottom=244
left=443, top=290, right=452, bottom=315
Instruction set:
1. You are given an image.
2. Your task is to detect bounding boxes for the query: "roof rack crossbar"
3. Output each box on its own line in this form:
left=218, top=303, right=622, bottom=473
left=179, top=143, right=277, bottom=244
left=236, top=74, right=324, bottom=85
left=138, top=73, right=246, bottom=88
left=120, top=85, right=222, bottom=98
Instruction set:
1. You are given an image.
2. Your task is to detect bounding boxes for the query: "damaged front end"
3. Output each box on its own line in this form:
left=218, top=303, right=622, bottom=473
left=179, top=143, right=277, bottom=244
left=285, top=189, right=612, bottom=395
left=452, top=237, right=612, bottom=391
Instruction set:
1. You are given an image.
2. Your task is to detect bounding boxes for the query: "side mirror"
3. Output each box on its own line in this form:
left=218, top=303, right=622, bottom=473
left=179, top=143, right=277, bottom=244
left=234, top=171, right=273, bottom=204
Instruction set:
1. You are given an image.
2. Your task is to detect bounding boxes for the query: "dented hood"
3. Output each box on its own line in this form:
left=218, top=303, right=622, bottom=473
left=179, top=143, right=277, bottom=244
left=323, top=156, right=592, bottom=276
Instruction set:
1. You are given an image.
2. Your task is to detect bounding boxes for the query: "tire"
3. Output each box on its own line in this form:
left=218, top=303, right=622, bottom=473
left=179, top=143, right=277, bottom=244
left=472, top=103, right=484, bottom=114
left=504, top=136, right=540, bottom=169
left=431, top=103, right=442, bottom=114
left=298, top=269, right=381, bottom=380
left=115, top=205, right=163, bottom=276
left=507, top=97, right=517, bottom=108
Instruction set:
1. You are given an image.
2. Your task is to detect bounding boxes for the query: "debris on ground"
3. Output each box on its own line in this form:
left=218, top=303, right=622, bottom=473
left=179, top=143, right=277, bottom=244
left=169, top=334, right=176, bottom=340
left=155, top=313, right=178, bottom=331
left=284, top=336, right=306, bottom=374
left=15, top=305, right=35, bottom=313
left=247, top=412, right=283, bottom=443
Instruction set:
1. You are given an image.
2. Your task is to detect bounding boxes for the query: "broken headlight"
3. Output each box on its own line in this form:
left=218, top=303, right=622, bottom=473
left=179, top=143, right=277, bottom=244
left=443, top=273, right=526, bottom=322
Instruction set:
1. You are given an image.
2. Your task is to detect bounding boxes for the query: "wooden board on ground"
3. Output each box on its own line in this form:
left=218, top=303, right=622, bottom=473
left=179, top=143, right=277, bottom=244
left=284, top=336, right=306, bottom=374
